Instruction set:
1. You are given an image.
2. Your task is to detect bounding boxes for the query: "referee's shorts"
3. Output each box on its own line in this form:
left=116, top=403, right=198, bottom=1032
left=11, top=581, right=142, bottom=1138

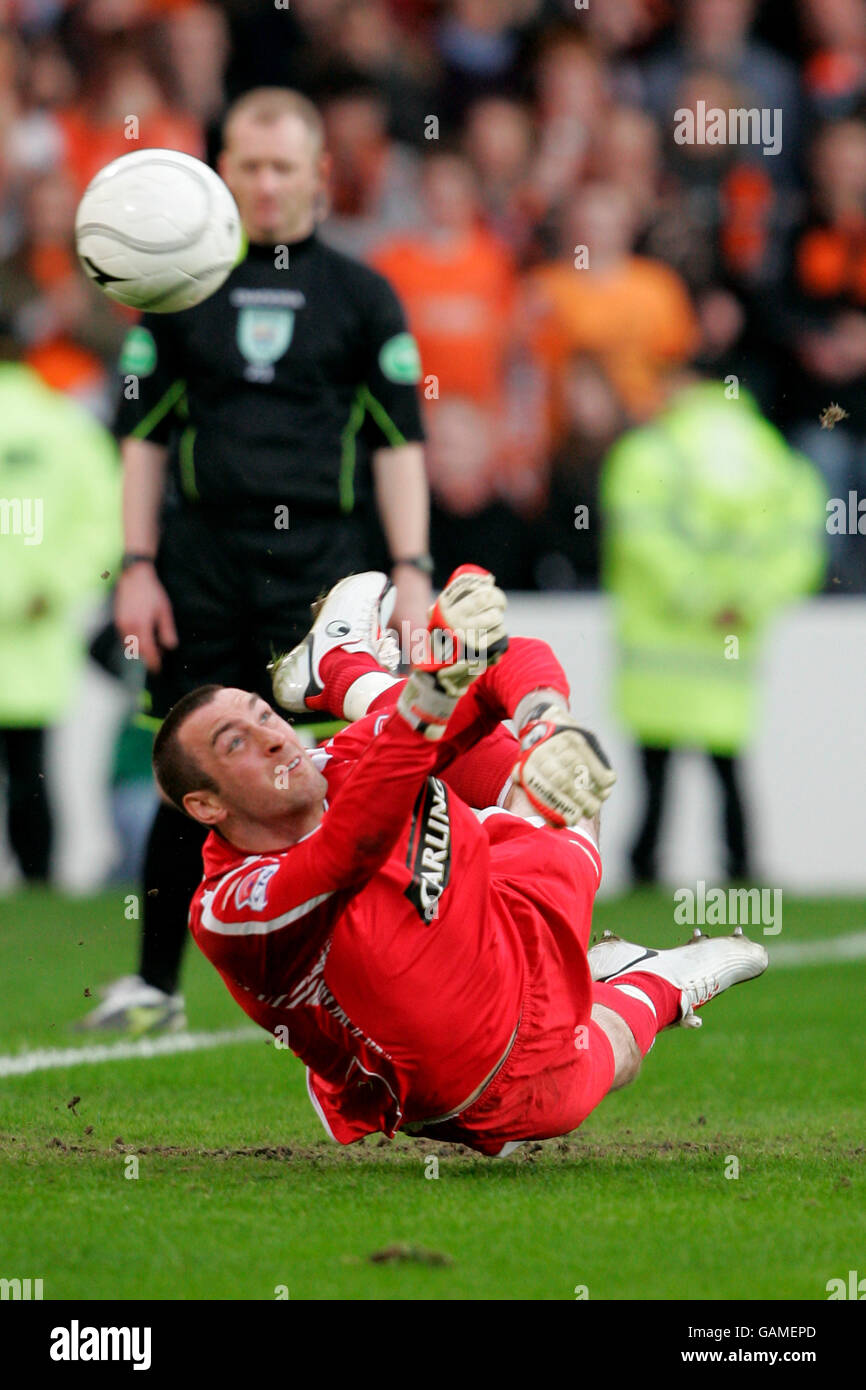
left=146, top=501, right=373, bottom=720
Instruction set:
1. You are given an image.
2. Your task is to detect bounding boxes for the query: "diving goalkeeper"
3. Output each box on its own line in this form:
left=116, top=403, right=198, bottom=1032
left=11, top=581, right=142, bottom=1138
left=151, top=568, right=767, bottom=1156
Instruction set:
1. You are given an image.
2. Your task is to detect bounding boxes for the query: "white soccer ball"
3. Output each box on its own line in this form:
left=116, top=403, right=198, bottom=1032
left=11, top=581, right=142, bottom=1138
left=75, top=149, right=243, bottom=313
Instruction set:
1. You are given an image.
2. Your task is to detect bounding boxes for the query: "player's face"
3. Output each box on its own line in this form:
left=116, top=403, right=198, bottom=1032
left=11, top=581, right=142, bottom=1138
left=219, top=113, right=327, bottom=244
left=180, top=688, right=326, bottom=831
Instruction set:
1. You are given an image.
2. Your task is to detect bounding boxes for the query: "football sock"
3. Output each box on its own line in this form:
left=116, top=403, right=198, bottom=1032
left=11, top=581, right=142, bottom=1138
left=319, top=648, right=398, bottom=721
left=592, top=972, right=681, bottom=1054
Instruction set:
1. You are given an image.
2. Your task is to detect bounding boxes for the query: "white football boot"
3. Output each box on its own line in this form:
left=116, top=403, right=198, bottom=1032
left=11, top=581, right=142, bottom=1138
left=75, top=975, right=186, bottom=1037
left=587, top=929, right=768, bottom=1028
left=269, top=571, right=399, bottom=715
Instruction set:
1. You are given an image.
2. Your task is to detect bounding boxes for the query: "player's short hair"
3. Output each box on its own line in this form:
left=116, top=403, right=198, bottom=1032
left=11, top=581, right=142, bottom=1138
left=152, top=685, right=223, bottom=815
left=222, top=87, right=325, bottom=157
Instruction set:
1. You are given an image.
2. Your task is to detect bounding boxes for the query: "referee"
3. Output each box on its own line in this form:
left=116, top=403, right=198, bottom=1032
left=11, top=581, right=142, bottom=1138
left=82, top=89, right=430, bottom=1032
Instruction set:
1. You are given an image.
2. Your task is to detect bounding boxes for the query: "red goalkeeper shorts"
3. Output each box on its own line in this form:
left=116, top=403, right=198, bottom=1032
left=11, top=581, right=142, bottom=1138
left=410, top=813, right=616, bottom=1156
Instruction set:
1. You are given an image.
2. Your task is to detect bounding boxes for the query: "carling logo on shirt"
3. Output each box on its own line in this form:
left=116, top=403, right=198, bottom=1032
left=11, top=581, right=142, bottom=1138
left=404, top=777, right=451, bottom=924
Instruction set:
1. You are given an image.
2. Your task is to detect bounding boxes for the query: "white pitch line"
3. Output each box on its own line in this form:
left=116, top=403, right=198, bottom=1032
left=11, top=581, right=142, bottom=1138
left=0, top=932, right=864, bottom=1079
left=0, top=1027, right=263, bottom=1078
left=766, top=930, right=866, bottom=968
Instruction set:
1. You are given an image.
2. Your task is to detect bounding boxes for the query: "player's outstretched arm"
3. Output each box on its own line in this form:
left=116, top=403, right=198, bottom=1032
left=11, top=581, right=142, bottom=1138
left=285, top=597, right=509, bottom=894
left=195, top=712, right=446, bottom=987
left=199, top=580, right=510, bottom=983
left=305, top=571, right=509, bottom=897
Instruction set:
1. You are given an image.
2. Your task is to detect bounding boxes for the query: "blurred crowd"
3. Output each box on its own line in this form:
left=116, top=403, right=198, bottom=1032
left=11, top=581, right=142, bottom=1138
left=1, top=0, right=865, bottom=597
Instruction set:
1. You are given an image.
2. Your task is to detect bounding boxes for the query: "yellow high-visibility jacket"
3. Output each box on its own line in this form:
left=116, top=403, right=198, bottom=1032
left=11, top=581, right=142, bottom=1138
left=0, top=365, right=120, bottom=725
left=600, top=383, right=826, bottom=753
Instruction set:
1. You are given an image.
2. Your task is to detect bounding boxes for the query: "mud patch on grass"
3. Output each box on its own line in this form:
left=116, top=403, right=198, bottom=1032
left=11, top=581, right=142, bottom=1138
left=1, top=1130, right=851, bottom=1167
left=368, top=1244, right=452, bottom=1266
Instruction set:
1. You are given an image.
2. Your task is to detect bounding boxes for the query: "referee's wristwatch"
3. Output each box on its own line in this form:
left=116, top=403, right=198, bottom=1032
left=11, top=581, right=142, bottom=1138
left=121, top=552, right=157, bottom=573
left=391, top=554, right=434, bottom=575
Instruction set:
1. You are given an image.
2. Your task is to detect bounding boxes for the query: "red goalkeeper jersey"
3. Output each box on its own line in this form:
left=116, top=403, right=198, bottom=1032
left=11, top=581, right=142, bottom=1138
left=188, top=640, right=594, bottom=1146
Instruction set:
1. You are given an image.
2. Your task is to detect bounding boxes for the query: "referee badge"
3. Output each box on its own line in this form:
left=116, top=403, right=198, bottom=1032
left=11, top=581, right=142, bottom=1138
left=237, top=307, right=294, bottom=381
left=119, top=326, right=157, bottom=377
left=379, top=331, right=421, bottom=384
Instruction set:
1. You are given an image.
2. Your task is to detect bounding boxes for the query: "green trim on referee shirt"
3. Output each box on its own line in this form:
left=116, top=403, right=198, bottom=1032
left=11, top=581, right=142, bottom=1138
left=339, top=387, right=367, bottom=515
left=179, top=425, right=200, bottom=501
left=360, top=386, right=407, bottom=449
left=338, top=385, right=409, bottom=515
left=129, top=378, right=186, bottom=441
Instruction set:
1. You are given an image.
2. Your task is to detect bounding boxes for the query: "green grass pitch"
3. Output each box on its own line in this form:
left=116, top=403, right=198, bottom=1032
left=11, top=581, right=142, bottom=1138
left=0, top=888, right=863, bottom=1301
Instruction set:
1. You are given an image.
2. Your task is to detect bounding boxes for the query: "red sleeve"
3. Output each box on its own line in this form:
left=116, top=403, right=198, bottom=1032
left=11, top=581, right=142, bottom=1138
left=267, top=713, right=442, bottom=893
left=426, top=636, right=570, bottom=769
left=365, top=636, right=568, bottom=811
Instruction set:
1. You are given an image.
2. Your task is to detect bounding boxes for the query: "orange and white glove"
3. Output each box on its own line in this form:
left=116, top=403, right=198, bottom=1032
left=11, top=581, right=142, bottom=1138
left=426, top=564, right=509, bottom=675
left=397, top=565, right=509, bottom=738
left=515, top=704, right=616, bottom=825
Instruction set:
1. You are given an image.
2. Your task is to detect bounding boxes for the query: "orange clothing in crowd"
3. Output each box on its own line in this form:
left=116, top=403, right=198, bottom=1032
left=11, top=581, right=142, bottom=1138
left=804, top=49, right=866, bottom=105
left=528, top=256, right=699, bottom=425
left=796, top=217, right=866, bottom=304
left=25, top=340, right=104, bottom=395
left=5, top=240, right=130, bottom=397
left=57, top=107, right=203, bottom=193
left=22, top=245, right=101, bottom=394
left=371, top=227, right=517, bottom=407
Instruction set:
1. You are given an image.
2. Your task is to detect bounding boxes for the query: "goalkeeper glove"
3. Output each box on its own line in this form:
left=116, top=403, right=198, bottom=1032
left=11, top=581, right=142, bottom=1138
left=397, top=565, right=509, bottom=739
left=515, top=704, right=616, bottom=826
left=426, top=564, right=509, bottom=670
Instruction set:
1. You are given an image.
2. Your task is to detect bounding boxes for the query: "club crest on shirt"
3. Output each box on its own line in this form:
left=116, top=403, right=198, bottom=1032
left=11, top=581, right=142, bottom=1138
left=236, top=307, right=294, bottom=382
left=234, top=862, right=279, bottom=912
left=404, top=777, right=452, bottom=924
left=378, top=331, right=421, bottom=384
